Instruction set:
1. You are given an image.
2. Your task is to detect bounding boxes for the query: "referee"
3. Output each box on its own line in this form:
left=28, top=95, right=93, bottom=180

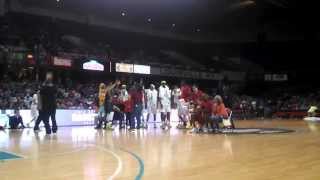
left=39, top=72, right=57, bottom=134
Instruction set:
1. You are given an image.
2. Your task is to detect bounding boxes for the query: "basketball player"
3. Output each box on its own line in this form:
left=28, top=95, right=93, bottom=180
left=190, top=85, right=203, bottom=103
left=130, top=82, right=144, bottom=130
left=172, top=86, right=188, bottom=128
left=180, top=80, right=192, bottom=102
left=0, top=110, right=9, bottom=130
left=123, top=92, right=133, bottom=129
left=95, top=83, right=107, bottom=129
left=158, top=81, right=171, bottom=129
left=146, top=84, right=158, bottom=128
left=188, top=85, right=204, bottom=132
left=117, top=84, right=128, bottom=129
left=27, top=92, right=39, bottom=127
left=104, top=80, right=121, bottom=130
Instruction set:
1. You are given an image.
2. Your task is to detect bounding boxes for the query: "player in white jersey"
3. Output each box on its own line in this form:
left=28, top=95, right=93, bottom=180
left=172, top=85, right=190, bottom=128
left=158, top=81, right=171, bottom=129
left=27, top=93, right=39, bottom=127
left=145, top=84, right=158, bottom=128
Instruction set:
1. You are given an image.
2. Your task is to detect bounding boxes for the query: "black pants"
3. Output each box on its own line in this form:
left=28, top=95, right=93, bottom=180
left=34, top=109, right=57, bottom=134
left=34, top=111, right=43, bottom=130
left=118, top=112, right=125, bottom=128
left=125, top=112, right=132, bottom=127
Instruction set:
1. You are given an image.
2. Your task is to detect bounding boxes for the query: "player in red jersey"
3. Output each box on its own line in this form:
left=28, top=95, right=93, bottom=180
left=180, top=81, right=192, bottom=102
left=190, top=85, right=204, bottom=103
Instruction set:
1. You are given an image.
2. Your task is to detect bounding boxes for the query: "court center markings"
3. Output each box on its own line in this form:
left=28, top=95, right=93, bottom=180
left=92, top=143, right=144, bottom=180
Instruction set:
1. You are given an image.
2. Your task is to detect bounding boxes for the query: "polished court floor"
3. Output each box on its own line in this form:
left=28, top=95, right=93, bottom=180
left=1, top=119, right=320, bottom=180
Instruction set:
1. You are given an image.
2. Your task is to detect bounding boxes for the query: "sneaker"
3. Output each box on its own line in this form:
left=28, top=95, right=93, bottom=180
left=105, top=125, right=114, bottom=130
left=203, top=127, right=208, bottom=133
left=190, top=128, right=199, bottom=133
left=208, top=128, right=214, bottom=133
left=128, top=128, right=135, bottom=132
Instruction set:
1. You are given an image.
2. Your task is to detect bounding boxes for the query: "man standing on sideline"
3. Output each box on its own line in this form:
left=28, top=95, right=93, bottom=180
left=39, top=72, right=57, bottom=135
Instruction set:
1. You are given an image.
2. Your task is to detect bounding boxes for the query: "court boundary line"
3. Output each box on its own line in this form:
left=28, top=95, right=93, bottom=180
left=119, top=148, right=144, bottom=180
left=94, top=145, right=123, bottom=180
left=1, top=144, right=123, bottom=180
left=93, top=143, right=144, bottom=180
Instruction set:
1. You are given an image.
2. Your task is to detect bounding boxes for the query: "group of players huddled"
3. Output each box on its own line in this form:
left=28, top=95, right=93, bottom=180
left=95, top=80, right=234, bottom=133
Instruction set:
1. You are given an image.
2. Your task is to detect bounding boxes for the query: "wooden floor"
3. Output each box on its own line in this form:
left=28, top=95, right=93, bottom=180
left=1, top=119, right=320, bottom=180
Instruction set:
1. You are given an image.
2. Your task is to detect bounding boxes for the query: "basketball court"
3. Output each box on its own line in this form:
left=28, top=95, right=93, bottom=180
left=1, top=119, right=320, bottom=180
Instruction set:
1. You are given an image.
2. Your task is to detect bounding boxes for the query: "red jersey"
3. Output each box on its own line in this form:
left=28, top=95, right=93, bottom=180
left=131, top=90, right=143, bottom=105
left=123, top=97, right=133, bottom=112
left=201, top=100, right=213, bottom=113
left=190, top=90, right=203, bottom=103
left=112, top=96, right=120, bottom=105
left=180, top=85, right=192, bottom=101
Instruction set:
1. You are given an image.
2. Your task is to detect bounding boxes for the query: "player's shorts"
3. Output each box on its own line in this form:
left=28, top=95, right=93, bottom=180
left=98, top=106, right=105, bottom=117
left=31, top=106, right=39, bottom=119
left=147, top=103, right=157, bottom=114
left=106, top=112, right=114, bottom=121
left=161, top=104, right=171, bottom=113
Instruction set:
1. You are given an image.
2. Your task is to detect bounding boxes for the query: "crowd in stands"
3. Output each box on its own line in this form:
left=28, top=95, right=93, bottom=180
left=0, top=81, right=98, bottom=110
left=228, top=93, right=320, bottom=119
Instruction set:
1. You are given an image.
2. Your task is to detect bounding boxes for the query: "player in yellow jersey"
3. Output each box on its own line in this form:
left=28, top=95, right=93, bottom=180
left=95, top=83, right=107, bottom=129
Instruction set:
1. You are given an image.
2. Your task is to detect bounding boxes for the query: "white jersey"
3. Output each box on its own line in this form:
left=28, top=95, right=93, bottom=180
left=159, top=85, right=171, bottom=113
left=146, top=89, right=158, bottom=105
left=31, top=94, right=39, bottom=119
left=0, top=114, right=9, bottom=127
left=146, top=89, right=158, bottom=114
left=118, top=89, right=129, bottom=102
left=172, top=88, right=181, bottom=105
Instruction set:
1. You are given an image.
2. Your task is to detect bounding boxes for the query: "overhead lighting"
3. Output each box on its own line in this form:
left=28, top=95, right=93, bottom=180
left=172, top=23, right=176, bottom=27
left=120, top=10, right=127, bottom=16
left=147, top=18, right=152, bottom=22
left=196, top=28, right=201, bottom=32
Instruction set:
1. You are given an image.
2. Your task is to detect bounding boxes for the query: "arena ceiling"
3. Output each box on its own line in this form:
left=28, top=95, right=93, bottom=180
left=11, top=0, right=318, bottom=42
